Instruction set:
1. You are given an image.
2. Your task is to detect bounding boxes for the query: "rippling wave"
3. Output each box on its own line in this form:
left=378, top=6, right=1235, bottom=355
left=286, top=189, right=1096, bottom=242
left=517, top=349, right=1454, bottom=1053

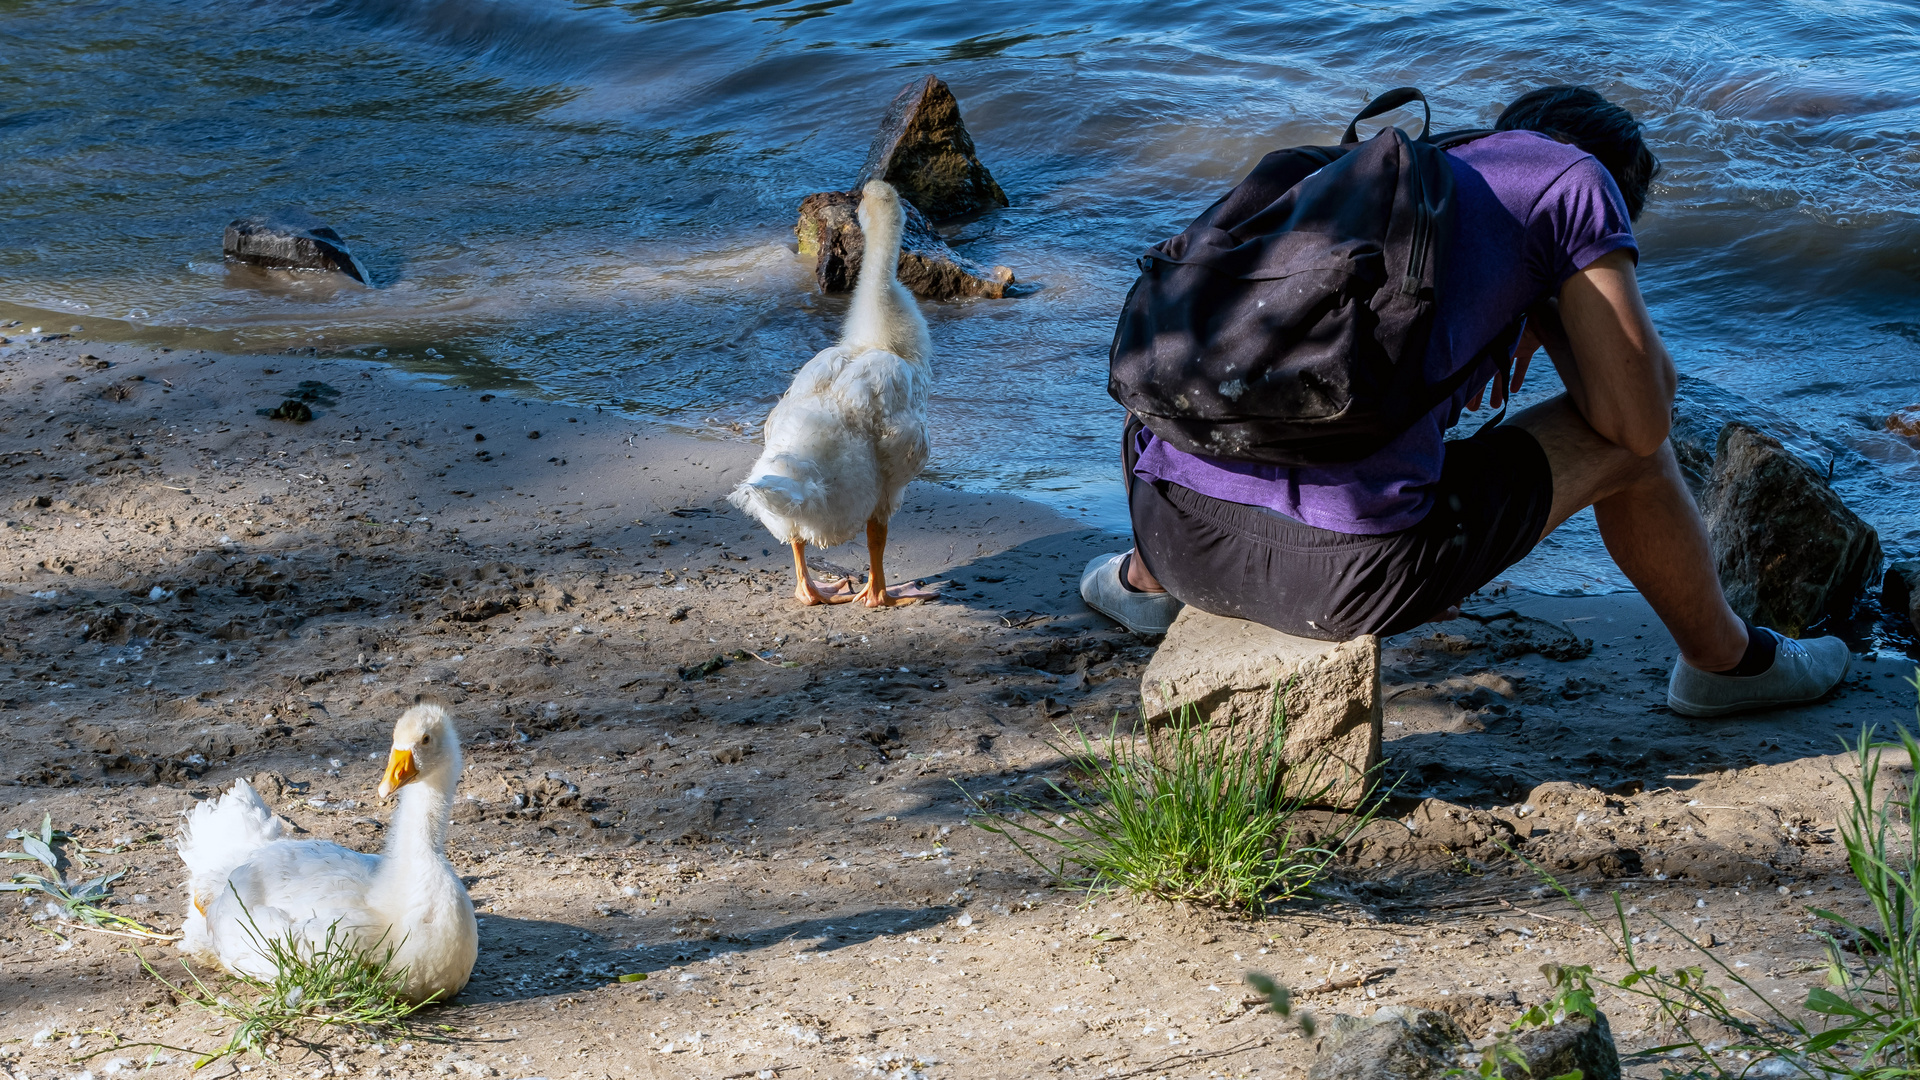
left=2, top=0, right=1916, bottom=593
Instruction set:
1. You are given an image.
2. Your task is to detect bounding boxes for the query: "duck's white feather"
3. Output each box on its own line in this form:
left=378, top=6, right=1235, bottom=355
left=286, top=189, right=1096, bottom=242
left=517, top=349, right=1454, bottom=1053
left=176, top=705, right=477, bottom=1004
left=731, top=180, right=932, bottom=546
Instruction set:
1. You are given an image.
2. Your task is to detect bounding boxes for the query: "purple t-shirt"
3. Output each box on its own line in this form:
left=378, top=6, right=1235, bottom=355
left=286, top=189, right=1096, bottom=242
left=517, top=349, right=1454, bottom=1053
left=1133, top=130, right=1638, bottom=534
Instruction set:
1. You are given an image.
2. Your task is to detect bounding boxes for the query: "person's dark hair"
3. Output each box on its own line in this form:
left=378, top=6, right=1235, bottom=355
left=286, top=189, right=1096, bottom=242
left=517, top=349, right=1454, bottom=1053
left=1496, top=85, right=1660, bottom=221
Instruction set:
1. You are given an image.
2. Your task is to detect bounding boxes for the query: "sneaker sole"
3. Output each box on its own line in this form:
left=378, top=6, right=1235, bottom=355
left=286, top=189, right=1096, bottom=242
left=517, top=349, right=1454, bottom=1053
left=1667, top=686, right=1837, bottom=719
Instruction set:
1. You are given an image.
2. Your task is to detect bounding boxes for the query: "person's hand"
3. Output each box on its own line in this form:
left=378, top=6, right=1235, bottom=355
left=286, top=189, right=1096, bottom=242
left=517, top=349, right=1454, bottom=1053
left=1467, top=328, right=1536, bottom=410
left=1468, top=299, right=1569, bottom=410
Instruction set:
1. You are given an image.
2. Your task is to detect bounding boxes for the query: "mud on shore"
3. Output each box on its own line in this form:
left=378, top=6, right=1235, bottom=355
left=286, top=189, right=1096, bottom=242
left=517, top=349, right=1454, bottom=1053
left=0, top=337, right=1913, bottom=1079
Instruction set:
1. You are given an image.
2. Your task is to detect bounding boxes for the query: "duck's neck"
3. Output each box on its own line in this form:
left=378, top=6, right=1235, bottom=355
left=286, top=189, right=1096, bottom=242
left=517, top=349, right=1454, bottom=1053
left=378, top=770, right=455, bottom=870
left=844, top=207, right=928, bottom=363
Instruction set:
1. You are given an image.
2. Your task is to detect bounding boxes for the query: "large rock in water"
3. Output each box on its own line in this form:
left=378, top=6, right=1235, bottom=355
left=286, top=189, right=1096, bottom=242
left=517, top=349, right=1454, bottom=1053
left=223, top=208, right=369, bottom=283
left=1307, top=1008, right=1467, bottom=1080
left=854, top=75, right=1008, bottom=222
left=1885, top=561, right=1920, bottom=637
left=1139, top=608, right=1379, bottom=808
left=1704, top=422, right=1882, bottom=636
left=795, top=190, right=1014, bottom=301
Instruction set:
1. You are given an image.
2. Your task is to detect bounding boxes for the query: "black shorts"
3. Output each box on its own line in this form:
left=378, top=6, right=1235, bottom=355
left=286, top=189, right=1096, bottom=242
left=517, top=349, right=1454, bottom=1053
left=1125, top=417, right=1554, bottom=641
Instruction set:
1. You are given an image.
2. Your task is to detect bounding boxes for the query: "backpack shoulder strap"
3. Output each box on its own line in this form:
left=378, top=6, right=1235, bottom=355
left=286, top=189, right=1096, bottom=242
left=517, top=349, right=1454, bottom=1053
left=1343, top=87, right=1432, bottom=144
left=1429, top=127, right=1500, bottom=150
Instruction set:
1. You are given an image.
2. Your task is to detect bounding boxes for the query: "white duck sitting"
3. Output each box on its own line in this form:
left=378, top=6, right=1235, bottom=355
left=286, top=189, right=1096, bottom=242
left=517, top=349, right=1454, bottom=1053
left=176, top=703, right=477, bottom=1004
left=731, top=179, right=941, bottom=607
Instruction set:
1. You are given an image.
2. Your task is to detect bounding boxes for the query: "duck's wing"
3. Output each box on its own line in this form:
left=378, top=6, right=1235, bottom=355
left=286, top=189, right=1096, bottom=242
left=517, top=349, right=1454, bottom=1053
left=839, top=348, right=931, bottom=518
left=178, top=778, right=284, bottom=916
left=198, top=840, right=383, bottom=980
left=732, top=345, right=878, bottom=546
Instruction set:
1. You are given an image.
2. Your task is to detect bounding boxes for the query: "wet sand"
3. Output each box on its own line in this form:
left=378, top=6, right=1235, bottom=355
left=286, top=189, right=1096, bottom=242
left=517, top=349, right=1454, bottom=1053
left=0, top=335, right=1912, bottom=1078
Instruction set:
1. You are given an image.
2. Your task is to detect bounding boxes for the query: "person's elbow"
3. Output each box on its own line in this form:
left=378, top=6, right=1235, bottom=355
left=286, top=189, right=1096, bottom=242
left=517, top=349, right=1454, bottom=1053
left=1612, top=412, right=1672, bottom=458
left=1597, top=347, right=1676, bottom=457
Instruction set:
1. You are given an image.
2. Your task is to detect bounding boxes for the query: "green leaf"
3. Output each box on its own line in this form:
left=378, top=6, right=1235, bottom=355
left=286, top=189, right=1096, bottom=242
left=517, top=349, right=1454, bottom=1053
left=40, top=813, right=52, bottom=847
left=1244, top=971, right=1293, bottom=1015
left=1804, top=987, right=1869, bottom=1019
left=20, top=836, right=56, bottom=869
left=617, top=972, right=648, bottom=983
left=1805, top=1027, right=1853, bottom=1051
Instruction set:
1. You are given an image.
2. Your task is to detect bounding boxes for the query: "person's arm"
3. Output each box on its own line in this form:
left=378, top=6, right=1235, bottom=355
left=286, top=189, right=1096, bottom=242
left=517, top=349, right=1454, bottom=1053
left=1535, top=249, right=1675, bottom=456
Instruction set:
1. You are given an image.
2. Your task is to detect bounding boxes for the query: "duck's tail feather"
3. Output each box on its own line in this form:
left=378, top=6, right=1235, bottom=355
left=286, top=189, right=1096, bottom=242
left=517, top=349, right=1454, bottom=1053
left=177, top=778, right=282, bottom=915
left=729, top=455, right=826, bottom=528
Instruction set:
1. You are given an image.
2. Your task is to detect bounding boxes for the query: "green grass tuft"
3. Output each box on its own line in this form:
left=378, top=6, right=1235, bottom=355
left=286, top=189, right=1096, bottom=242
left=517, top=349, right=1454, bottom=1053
left=972, top=696, right=1378, bottom=912
left=127, top=907, right=439, bottom=1068
left=1519, top=668, right=1920, bottom=1079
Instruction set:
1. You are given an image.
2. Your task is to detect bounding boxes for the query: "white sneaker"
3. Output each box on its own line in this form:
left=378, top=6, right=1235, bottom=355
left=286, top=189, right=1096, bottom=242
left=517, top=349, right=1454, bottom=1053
left=1079, top=553, right=1182, bottom=635
left=1667, top=629, right=1851, bottom=718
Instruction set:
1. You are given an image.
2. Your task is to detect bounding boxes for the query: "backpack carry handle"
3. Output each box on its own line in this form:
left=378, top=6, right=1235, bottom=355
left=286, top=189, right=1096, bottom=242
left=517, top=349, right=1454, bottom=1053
left=1343, top=87, right=1432, bottom=144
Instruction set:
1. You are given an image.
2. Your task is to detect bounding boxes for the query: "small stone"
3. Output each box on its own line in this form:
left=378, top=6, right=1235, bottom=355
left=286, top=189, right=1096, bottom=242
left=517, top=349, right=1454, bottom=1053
left=263, top=399, right=314, bottom=422
left=1885, top=561, right=1920, bottom=637
left=1308, top=1007, right=1467, bottom=1080
left=854, top=75, right=1008, bottom=222
left=795, top=189, right=1013, bottom=301
left=1504, top=1013, right=1622, bottom=1080
left=223, top=207, right=370, bottom=283
left=1704, top=422, right=1881, bottom=636
left=1139, top=608, right=1379, bottom=808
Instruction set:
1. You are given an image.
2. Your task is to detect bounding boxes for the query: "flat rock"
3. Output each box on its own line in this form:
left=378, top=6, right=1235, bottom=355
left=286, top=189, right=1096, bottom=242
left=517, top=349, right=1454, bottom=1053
left=1704, top=422, right=1882, bottom=636
left=223, top=208, right=369, bottom=283
left=1139, top=607, right=1379, bottom=807
left=1308, top=1007, right=1466, bottom=1080
left=795, top=189, right=1014, bottom=301
left=1885, top=560, right=1920, bottom=637
left=854, top=75, right=1009, bottom=222
left=1505, top=1013, right=1622, bottom=1080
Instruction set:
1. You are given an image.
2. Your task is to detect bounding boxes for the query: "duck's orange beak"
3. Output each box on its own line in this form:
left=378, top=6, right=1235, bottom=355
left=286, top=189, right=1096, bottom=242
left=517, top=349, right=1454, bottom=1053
left=378, top=748, right=418, bottom=799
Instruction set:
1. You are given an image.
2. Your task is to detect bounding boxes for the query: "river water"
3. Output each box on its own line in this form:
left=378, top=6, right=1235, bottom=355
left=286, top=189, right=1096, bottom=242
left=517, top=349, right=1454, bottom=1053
left=2, top=0, right=1917, bottom=597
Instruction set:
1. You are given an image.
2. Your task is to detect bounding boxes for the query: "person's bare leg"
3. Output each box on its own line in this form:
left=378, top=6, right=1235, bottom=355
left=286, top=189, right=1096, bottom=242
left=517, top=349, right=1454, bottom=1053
left=1509, top=395, right=1747, bottom=671
left=1123, top=549, right=1166, bottom=593
left=790, top=538, right=853, bottom=606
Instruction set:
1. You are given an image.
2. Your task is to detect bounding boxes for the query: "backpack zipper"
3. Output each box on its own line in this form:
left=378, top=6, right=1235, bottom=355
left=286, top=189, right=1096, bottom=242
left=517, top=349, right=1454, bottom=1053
left=1401, top=155, right=1429, bottom=297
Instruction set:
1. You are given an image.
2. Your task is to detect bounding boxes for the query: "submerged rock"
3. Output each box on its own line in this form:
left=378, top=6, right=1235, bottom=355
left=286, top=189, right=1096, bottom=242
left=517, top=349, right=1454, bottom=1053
left=223, top=208, right=369, bottom=283
left=1885, top=561, right=1920, bottom=636
left=1669, top=374, right=1833, bottom=502
left=1704, top=422, right=1882, bottom=636
left=854, top=75, right=1008, bottom=222
left=795, top=189, right=1014, bottom=301
left=1889, top=405, right=1920, bottom=442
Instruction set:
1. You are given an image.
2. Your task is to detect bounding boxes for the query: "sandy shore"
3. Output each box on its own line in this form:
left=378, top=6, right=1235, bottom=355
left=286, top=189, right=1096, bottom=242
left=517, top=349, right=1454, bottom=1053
left=0, top=334, right=1912, bottom=1079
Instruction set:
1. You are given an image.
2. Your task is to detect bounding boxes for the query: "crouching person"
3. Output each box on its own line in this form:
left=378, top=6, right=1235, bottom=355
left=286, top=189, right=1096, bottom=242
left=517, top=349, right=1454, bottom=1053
left=1083, top=85, right=1847, bottom=718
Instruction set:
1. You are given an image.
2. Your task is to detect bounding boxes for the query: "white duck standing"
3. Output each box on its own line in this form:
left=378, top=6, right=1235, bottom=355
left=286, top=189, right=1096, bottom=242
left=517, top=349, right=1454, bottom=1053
left=176, top=704, right=477, bottom=1004
left=732, top=180, right=939, bottom=607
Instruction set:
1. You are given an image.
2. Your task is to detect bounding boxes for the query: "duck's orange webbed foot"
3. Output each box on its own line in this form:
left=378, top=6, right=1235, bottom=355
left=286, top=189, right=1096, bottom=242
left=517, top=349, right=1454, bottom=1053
left=790, top=539, right=855, bottom=606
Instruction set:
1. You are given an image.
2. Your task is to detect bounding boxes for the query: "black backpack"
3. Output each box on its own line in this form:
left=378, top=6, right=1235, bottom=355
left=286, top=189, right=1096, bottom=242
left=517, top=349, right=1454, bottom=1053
left=1108, top=88, right=1504, bottom=466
